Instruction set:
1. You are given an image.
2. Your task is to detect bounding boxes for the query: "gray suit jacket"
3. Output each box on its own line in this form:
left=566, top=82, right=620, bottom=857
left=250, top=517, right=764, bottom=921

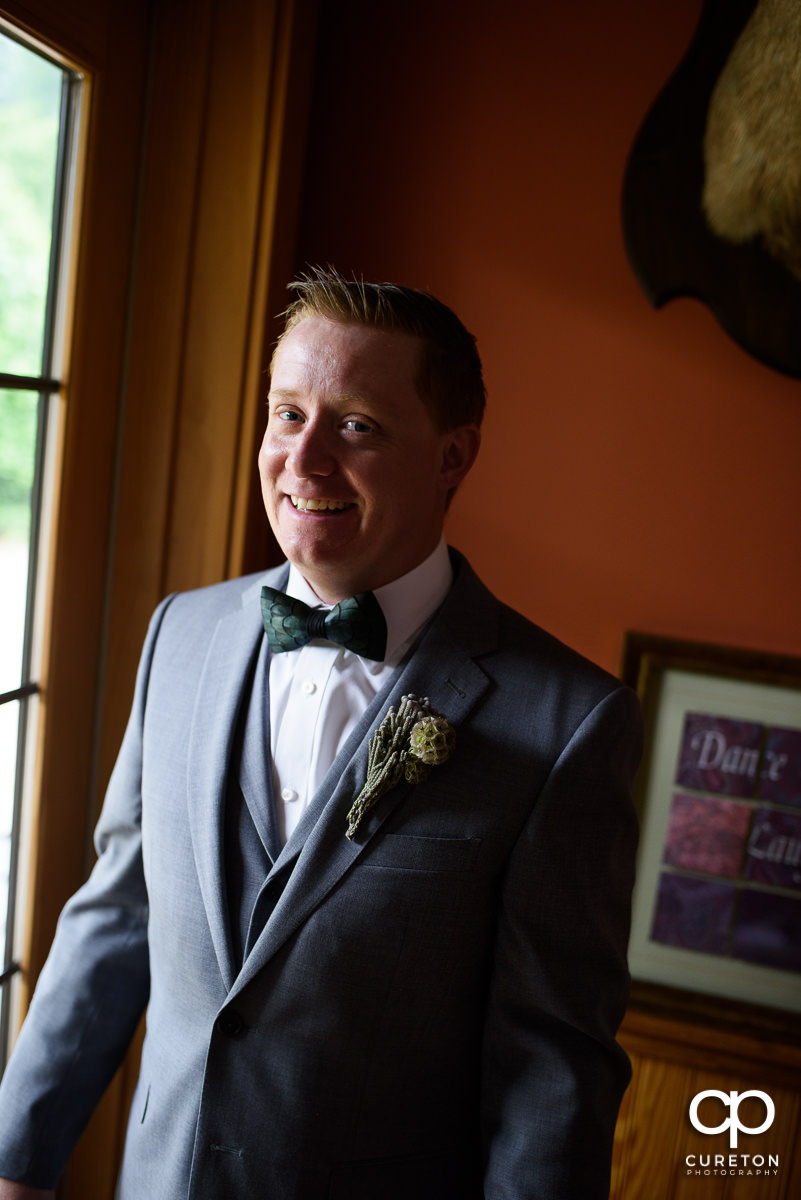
left=0, top=551, right=641, bottom=1199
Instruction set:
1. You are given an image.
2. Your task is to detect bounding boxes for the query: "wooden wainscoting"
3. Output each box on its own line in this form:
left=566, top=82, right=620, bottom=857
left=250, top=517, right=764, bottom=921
left=612, top=997, right=801, bottom=1199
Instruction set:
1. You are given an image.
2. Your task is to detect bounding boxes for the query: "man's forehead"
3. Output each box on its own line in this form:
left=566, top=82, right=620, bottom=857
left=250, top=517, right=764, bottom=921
left=273, top=328, right=339, bottom=383
left=272, top=316, right=423, bottom=393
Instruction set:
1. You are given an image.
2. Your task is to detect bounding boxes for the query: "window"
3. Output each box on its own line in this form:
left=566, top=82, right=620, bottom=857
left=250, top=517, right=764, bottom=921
left=0, top=25, right=83, bottom=1065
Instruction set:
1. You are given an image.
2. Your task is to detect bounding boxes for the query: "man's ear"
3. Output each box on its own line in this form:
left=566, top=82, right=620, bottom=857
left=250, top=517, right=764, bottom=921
left=439, top=424, right=481, bottom=493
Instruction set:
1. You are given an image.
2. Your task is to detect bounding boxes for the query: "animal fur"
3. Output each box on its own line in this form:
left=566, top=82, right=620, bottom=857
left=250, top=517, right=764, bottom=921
left=703, top=0, right=801, bottom=279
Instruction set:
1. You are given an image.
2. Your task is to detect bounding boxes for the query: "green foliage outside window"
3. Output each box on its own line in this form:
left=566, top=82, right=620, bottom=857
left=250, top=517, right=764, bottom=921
left=0, top=33, right=62, bottom=541
left=0, top=394, right=35, bottom=539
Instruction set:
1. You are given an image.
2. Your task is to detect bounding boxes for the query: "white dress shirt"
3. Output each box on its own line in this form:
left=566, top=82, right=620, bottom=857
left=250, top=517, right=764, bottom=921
left=269, top=538, right=453, bottom=844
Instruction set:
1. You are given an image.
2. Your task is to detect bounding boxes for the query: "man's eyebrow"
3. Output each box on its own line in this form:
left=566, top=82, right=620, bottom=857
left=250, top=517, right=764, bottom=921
left=269, top=387, right=375, bottom=407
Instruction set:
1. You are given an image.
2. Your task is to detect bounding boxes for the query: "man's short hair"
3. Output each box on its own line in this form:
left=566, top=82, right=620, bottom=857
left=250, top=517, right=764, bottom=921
left=276, top=266, right=486, bottom=430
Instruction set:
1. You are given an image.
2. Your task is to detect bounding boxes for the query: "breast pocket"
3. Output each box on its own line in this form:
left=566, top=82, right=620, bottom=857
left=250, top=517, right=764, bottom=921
left=360, top=833, right=481, bottom=873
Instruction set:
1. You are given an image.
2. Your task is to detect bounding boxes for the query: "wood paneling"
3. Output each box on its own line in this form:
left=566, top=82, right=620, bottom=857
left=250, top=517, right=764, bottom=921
left=612, top=1005, right=801, bottom=1199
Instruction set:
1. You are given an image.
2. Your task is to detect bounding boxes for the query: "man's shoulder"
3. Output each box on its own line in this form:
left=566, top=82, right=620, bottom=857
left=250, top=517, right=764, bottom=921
left=163, top=563, right=287, bottom=618
left=140, top=565, right=287, bottom=655
left=497, top=603, right=624, bottom=708
left=447, top=550, right=623, bottom=703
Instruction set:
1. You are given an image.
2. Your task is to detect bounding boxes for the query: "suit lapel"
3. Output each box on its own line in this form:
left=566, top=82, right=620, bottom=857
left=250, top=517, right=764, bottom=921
left=238, top=633, right=281, bottom=861
left=186, top=572, right=283, bottom=992
left=229, top=555, right=497, bottom=1000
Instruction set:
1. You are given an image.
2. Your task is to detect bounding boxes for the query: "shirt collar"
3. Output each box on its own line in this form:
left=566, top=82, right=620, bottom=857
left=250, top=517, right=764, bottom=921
left=285, top=537, right=453, bottom=666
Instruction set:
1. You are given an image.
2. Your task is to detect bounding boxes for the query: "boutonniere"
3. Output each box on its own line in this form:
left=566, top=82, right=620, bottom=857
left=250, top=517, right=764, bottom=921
left=345, top=694, right=456, bottom=839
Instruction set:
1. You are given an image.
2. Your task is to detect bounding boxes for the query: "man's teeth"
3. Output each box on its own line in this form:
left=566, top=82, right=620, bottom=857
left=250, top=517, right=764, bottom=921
left=291, top=496, right=350, bottom=512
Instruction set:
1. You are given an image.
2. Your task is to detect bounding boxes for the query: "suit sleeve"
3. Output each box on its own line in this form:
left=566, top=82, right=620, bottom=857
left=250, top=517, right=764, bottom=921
left=481, top=685, right=642, bottom=1200
left=0, top=597, right=174, bottom=1189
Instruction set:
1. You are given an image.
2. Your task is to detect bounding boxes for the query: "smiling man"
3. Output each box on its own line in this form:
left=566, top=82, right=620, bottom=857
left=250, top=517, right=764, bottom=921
left=0, top=269, right=641, bottom=1200
left=261, top=313, right=479, bottom=602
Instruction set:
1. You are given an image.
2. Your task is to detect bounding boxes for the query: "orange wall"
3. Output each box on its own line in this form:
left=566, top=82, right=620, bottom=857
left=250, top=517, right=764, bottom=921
left=295, top=0, right=801, bottom=675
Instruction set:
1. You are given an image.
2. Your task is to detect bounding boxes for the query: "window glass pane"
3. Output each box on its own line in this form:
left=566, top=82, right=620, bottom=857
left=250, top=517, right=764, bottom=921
left=0, top=34, right=62, bottom=376
left=0, top=26, right=80, bottom=1063
left=0, top=389, right=38, bottom=695
left=0, top=699, right=19, bottom=939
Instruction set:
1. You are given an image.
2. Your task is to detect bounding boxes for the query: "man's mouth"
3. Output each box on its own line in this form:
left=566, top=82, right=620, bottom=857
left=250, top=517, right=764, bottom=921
left=290, top=495, right=353, bottom=512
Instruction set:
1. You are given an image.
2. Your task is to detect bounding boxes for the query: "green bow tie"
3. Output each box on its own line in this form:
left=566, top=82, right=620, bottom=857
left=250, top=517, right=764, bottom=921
left=260, top=585, right=388, bottom=661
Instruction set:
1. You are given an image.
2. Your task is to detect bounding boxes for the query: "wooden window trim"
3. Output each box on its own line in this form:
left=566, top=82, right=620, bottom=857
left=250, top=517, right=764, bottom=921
left=0, top=1, right=316, bottom=1194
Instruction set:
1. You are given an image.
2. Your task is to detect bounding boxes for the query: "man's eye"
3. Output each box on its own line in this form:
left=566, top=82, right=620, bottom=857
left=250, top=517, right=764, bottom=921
left=345, top=419, right=373, bottom=433
left=277, top=410, right=303, bottom=423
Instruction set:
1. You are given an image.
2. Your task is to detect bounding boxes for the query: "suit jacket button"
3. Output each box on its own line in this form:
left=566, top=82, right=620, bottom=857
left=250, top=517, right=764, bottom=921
left=216, top=1008, right=247, bottom=1038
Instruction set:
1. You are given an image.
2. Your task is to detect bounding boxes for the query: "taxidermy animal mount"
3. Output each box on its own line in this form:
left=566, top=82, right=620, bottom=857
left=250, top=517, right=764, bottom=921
left=703, top=0, right=801, bottom=280
left=622, top=0, right=801, bottom=379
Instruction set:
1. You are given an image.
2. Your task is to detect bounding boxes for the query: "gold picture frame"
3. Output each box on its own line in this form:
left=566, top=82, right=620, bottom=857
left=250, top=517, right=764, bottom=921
left=620, top=633, right=801, bottom=1039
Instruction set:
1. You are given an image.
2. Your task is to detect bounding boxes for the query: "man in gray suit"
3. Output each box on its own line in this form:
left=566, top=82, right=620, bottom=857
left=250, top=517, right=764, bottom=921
left=0, top=269, right=641, bottom=1199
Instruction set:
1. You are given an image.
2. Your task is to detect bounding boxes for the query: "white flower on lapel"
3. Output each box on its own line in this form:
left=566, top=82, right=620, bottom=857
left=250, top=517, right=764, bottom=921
left=345, top=694, right=456, bottom=839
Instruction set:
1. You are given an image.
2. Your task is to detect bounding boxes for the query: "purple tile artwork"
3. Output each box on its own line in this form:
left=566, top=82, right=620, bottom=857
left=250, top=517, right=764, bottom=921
left=744, top=809, right=801, bottom=891
left=758, top=726, right=801, bottom=807
left=653, top=709, right=801, bottom=977
left=650, top=873, right=737, bottom=955
left=675, top=713, right=764, bottom=797
left=732, top=891, right=801, bottom=972
left=663, top=793, right=751, bottom=878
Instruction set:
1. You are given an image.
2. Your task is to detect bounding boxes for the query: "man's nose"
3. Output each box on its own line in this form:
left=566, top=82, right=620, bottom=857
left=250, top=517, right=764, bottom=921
left=286, top=421, right=336, bottom=476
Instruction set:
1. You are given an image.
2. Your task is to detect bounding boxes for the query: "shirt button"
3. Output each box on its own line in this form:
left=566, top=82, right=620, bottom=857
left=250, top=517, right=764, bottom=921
left=301, top=679, right=317, bottom=695
left=281, top=787, right=299, bottom=803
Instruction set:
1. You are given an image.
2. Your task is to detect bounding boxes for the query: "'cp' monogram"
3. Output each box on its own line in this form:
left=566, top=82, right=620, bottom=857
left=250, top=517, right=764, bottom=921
left=689, top=1090, right=775, bottom=1149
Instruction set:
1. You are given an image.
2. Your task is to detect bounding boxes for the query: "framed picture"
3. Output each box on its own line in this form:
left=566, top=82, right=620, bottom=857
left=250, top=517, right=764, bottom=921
left=620, top=634, right=801, bottom=1025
